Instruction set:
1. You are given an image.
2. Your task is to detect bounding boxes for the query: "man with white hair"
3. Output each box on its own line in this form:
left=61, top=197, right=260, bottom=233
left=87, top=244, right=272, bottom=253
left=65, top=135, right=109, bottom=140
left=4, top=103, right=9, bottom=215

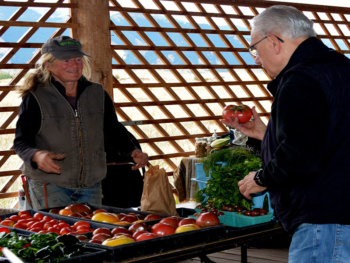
left=222, top=5, right=350, bottom=262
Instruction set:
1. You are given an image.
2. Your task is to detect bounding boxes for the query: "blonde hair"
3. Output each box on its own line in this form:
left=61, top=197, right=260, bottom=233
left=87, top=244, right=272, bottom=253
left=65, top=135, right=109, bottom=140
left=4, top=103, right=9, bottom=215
left=17, top=54, right=92, bottom=97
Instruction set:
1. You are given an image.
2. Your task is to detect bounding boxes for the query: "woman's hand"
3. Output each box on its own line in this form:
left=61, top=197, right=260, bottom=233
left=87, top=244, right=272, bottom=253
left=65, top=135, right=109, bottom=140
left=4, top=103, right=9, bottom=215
left=32, top=151, right=65, bottom=174
left=220, top=106, right=267, bottom=140
left=131, top=149, right=148, bottom=170
left=238, top=171, right=266, bottom=200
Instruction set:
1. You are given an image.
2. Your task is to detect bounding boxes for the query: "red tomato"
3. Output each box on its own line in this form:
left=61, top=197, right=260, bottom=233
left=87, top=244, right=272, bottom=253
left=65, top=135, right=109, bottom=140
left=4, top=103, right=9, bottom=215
left=42, top=216, right=52, bottom=222
left=43, top=222, right=54, bottom=230
left=144, top=214, right=162, bottom=221
left=76, top=225, right=90, bottom=231
left=48, top=227, right=60, bottom=234
left=0, top=227, right=10, bottom=233
left=60, top=227, right=72, bottom=235
left=33, top=213, right=43, bottom=220
left=120, top=215, right=138, bottom=223
left=92, top=233, right=112, bottom=242
left=93, top=227, right=111, bottom=236
left=31, top=222, right=45, bottom=229
left=17, top=219, right=31, bottom=227
left=151, top=223, right=175, bottom=237
left=132, top=230, right=148, bottom=239
left=39, top=230, right=51, bottom=234
left=9, top=215, right=21, bottom=222
left=49, top=219, right=59, bottom=225
left=74, top=221, right=90, bottom=228
left=128, top=222, right=148, bottom=234
left=222, top=105, right=252, bottom=124
left=19, top=214, right=32, bottom=220
left=160, top=217, right=179, bottom=229
left=53, top=224, right=62, bottom=230
left=18, top=211, right=31, bottom=218
left=136, top=232, right=158, bottom=241
left=178, top=218, right=196, bottom=226
left=111, top=227, right=130, bottom=236
left=0, top=220, right=15, bottom=227
left=196, top=212, right=220, bottom=228
left=58, top=222, right=70, bottom=228
left=13, top=223, right=27, bottom=230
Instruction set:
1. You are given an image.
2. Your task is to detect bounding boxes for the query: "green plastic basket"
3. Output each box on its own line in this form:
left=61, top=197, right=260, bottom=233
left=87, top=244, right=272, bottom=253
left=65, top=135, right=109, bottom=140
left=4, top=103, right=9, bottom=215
left=235, top=213, right=273, bottom=228
left=219, top=211, right=237, bottom=227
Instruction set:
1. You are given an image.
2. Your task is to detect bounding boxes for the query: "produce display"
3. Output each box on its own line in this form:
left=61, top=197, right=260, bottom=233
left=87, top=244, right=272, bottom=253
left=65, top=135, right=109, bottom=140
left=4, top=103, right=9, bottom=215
left=222, top=104, right=253, bottom=124
left=0, top=211, right=95, bottom=235
left=84, top=214, right=220, bottom=247
left=0, top=230, right=87, bottom=262
left=48, top=203, right=154, bottom=225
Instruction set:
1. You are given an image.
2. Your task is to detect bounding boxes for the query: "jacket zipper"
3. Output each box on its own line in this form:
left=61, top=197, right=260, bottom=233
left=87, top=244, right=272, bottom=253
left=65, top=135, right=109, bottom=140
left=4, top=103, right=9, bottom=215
left=75, top=109, right=84, bottom=185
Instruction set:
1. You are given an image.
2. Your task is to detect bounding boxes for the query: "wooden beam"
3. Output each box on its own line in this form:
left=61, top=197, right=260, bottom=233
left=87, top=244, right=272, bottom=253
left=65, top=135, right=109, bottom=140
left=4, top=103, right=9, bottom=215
left=114, top=97, right=273, bottom=107
left=109, top=25, right=249, bottom=35
left=118, top=114, right=270, bottom=126
left=112, top=64, right=262, bottom=69
left=137, top=133, right=227, bottom=143
left=0, top=21, right=79, bottom=28
left=161, top=0, right=350, bottom=14
left=113, top=80, right=270, bottom=88
left=0, top=2, right=78, bottom=8
left=148, top=151, right=194, bottom=160
left=0, top=192, right=20, bottom=199
left=70, top=0, right=113, bottom=97
left=0, top=170, right=22, bottom=177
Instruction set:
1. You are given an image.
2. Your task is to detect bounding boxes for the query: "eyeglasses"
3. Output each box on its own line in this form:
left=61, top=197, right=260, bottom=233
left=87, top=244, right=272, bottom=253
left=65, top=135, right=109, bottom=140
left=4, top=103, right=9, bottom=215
left=247, top=35, right=285, bottom=57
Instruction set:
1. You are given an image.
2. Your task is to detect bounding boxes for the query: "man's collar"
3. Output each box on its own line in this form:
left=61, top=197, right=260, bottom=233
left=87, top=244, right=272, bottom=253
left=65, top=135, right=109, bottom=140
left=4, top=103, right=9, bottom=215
left=267, top=37, right=331, bottom=95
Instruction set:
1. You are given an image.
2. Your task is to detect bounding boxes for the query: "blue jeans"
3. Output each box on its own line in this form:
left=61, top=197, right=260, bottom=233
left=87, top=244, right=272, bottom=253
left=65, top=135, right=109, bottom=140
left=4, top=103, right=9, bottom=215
left=289, top=223, right=350, bottom=263
left=28, top=179, right=102, bottom=209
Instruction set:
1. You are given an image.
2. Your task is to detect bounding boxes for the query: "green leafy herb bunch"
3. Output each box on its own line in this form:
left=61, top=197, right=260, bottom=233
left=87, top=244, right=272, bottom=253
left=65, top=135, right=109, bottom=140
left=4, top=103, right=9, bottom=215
left=195, top=147, right=262, bottom=210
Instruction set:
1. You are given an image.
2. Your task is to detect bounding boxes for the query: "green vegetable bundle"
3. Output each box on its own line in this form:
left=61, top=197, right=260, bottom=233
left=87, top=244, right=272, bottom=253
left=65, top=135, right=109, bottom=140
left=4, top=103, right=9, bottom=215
left=195, top=147, right=262, bottom=210
left=0, top=232, right=85, bottom=263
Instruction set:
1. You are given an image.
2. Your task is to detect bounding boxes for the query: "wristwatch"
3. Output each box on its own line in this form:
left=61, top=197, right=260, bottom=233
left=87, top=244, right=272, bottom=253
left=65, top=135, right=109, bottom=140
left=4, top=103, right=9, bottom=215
left=254, top=170, right=265, bottom=187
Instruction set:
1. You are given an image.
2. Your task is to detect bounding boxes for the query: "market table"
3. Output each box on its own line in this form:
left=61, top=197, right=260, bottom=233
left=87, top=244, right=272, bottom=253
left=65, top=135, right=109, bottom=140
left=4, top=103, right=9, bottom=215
left=103, top=221, right=286, bottom=263
left=101, top=203, right=287, bottom=263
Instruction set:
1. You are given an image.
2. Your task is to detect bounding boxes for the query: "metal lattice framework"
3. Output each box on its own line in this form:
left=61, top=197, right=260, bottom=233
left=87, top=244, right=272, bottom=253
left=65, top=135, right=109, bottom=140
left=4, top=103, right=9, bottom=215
left=0, top=0, right=350, bottom=205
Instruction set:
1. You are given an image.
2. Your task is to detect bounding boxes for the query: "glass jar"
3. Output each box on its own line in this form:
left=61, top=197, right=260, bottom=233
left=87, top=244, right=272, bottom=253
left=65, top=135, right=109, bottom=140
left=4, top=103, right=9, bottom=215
left=206, top=137, right=215, bottom=153
left=195, top=138, right=207, bottom=158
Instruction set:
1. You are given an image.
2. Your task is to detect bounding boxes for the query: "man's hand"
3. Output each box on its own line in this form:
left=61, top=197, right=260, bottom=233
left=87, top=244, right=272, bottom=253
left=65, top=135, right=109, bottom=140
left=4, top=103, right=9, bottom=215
left=238, top=171, right=267, bottom=200
left=131, top=149, right=148, bottom=170
left=31, top=151, right=65, bottom=174
left=221, top=106, right=267, bottom=140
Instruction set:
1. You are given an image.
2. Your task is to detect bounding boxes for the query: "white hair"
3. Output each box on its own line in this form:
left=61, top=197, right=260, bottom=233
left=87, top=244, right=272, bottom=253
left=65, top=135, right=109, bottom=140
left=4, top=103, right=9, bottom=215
left=251, top=5, right=316, bottom=39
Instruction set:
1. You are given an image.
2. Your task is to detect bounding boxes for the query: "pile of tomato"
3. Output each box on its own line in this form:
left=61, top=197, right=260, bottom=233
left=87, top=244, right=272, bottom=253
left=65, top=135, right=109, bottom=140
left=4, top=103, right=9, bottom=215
left=0, top=211, right=94, bottom=235
left=84, top=212, right=221, bottom=247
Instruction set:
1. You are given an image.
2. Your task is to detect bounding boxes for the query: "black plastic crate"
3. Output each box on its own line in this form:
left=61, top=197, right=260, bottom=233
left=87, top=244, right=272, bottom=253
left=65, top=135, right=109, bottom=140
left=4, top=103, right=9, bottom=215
left=176, top=208, right=196, bottom=217
left=0, top=210, right=127, bottom=234
left=39, top=203, right=169, bottom=226
left=85, top=224, right=226, bottom=262
left=0, top=228, right=107, bottom=263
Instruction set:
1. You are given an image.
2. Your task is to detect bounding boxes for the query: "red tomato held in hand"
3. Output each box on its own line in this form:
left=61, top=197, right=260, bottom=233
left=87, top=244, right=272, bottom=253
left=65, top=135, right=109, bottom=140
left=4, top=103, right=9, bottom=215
left=222, top=105, right=252, bottom=124
left=195, top=212, right=220, bottom=228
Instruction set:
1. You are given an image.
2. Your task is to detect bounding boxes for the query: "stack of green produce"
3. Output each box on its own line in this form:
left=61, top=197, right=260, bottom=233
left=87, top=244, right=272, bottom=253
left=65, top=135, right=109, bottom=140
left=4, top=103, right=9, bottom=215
left=195, top=147, right=262, bottom=211
left=0, top=231, right=85, bottom=262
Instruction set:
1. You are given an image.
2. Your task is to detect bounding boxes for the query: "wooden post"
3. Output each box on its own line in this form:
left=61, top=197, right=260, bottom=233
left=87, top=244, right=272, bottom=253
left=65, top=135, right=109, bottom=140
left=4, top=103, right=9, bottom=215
left=69, top=0, right=113, bottom=98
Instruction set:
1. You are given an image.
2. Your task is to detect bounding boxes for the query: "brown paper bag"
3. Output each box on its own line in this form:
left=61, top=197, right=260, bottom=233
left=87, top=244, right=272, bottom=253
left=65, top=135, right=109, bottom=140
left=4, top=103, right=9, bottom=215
left=141, top=165, right=179, bottom=216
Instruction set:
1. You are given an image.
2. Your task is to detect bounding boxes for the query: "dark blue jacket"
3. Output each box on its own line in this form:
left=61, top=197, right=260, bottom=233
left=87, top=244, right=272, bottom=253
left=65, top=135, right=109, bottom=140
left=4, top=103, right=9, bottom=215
left=259, top=37, right=350, bottom=233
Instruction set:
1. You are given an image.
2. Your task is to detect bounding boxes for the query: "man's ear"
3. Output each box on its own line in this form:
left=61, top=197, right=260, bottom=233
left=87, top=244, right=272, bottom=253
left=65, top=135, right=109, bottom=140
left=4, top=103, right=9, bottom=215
left=268, top=35, right=281, bottom=55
